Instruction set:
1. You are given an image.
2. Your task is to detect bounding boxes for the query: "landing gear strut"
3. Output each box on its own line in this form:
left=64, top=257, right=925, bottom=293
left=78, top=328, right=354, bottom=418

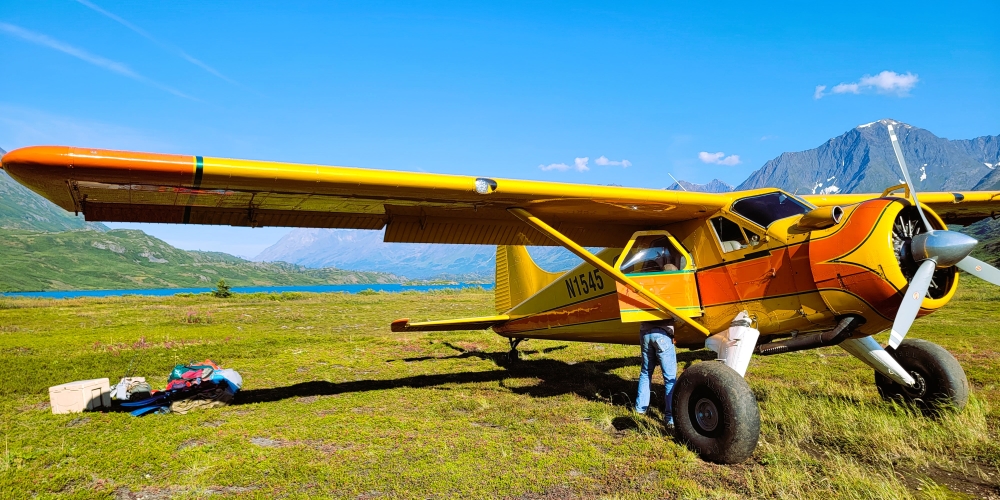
left=506, top=338, right=525, bottom=363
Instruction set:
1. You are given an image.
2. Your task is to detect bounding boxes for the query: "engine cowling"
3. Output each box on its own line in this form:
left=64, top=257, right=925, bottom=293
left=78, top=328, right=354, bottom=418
left=806, top=198, right=958, bottom=337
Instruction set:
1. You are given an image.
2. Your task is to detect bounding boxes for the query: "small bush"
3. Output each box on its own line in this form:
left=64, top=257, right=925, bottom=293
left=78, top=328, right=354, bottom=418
left=212, top=279, right=232, bottom=298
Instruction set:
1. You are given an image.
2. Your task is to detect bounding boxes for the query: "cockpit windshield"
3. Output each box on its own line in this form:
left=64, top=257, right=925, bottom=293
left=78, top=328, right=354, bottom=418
left=731, top=192, right=812, bottom=228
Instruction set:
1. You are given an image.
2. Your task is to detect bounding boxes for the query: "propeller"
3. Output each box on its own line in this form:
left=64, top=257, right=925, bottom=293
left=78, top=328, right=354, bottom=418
left=956, top=256, right=1000, bottom=287
left=885, top=123, right=1000, bottom=348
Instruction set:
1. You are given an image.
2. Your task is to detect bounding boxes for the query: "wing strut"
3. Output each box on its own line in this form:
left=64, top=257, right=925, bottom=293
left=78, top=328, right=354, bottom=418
left=507, top=207, right=711, bottom=335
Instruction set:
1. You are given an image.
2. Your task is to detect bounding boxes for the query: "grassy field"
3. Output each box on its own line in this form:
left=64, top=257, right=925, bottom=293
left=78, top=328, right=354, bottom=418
left=1, top=285, right=999, bottom=499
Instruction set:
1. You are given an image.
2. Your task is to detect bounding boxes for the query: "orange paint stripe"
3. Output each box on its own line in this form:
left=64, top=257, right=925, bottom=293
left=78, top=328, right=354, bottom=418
left=2, top=146, right=196, bottom=185
left=498, top=293, right=622, bottom=334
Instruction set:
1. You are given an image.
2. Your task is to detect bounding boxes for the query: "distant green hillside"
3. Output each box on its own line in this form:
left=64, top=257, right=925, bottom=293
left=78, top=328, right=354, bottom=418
left=0, top=228, right=399, bottom=292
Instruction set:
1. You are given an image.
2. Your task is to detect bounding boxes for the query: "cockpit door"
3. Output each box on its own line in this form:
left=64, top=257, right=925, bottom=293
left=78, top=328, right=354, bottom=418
left=614, top=231, right=703, bottom=323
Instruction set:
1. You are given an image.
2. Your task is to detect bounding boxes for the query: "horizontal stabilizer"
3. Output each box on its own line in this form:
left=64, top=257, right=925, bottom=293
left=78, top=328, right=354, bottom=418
left=391, top=315, right=510, bottom=332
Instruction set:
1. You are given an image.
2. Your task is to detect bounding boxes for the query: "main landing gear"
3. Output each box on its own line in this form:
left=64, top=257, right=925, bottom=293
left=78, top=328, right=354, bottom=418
left=672, top=361, right=761, bottom=464
left=675, top=311, right=761, bottom=464
left=505, top=338, right=524, bottom=364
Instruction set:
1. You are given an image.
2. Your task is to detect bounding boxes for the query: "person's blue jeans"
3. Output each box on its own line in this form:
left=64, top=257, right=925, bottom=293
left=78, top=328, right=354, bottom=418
left=635, top=330, right=677, bottom=422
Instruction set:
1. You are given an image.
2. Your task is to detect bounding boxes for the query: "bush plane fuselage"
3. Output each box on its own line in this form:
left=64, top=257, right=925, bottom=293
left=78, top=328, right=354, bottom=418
left=479, top=191, right=955, bottom=349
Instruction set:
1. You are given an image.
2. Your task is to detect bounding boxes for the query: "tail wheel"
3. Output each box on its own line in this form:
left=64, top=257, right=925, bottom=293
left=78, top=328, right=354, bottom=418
left=672, top=361, right=760, bottom=464
left=875, top=339, right=969, bottom=414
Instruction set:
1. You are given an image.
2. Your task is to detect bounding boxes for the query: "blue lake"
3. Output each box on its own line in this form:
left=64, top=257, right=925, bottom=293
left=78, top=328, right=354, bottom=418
left=1, top=283, right=494, bottom=299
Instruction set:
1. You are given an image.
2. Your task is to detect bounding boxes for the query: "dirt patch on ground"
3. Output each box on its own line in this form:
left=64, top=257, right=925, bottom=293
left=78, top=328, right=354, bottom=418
left=176, top=438, right=204, bottom=451
left=249, top=436, right=350, bottom=454
left=897, top=463, right=1000, bottom=499
left=18, top=400, right=49, bottom=412
left=115, top=485, right=258, bottom=499
left=66, top=417, right=90, bottom=427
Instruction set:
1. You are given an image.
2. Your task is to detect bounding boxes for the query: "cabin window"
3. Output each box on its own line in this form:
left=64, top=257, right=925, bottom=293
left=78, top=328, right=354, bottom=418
left=711, top=217, right=763, bottom=253
left=731, top=192, right=811, bottom=228
left=619, top=235, right=687, bottom=274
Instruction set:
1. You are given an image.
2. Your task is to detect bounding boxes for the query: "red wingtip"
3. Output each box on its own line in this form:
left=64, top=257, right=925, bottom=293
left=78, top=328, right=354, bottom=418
left=390, top=318, right=410, bottom=332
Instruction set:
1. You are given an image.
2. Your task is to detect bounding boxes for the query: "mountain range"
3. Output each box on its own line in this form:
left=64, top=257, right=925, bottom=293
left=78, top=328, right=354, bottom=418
left=253, top=228, right=585, bottom=279
left=665, top=179, right=734, bottom=193
left=738, top=119, right=1000, bottom=194
left=254, top=119, right=1000, bottom=277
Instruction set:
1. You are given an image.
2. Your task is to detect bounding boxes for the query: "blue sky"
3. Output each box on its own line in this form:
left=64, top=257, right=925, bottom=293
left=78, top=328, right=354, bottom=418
left=1, top=0, right=997, bottom=257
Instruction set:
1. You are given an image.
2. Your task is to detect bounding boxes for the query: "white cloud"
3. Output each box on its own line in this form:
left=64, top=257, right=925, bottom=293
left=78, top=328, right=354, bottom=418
left=860, top=71, right=919, bottom=95
left=831, top=83, right=860, bottom=94
left=539, top=162, right=571, bottom=172
left=815, top=71, right=919, bottom=99
left=574, top=157, right=590, bottom=172
left=0, top=22, right=195, bottom=100
left=594, top=156, right=632, bottom=168
left=698, top=151, right=741, bottom=166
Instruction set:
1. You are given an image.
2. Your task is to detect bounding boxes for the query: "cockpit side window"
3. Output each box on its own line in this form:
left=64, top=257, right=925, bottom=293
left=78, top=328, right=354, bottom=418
left=731, top=192, right=811, bottom=228
left=619, top=235, right=687, bottom=274
left=711, top=217, right=748, bottom=253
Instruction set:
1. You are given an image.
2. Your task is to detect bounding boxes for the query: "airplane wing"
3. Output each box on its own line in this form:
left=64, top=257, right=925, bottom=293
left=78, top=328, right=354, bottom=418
left=803, top=192, right=1000, bottom=226
left=1, top=146, right=735, bottom=247
left=5, top=147, right=1000, bottom=247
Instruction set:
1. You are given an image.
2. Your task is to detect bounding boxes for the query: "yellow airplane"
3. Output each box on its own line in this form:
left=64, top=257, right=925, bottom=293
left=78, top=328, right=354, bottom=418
left=4, top=124, right=999, bottom=464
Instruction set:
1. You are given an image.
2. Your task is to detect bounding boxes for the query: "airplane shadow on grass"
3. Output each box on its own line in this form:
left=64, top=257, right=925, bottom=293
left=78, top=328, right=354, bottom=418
left=235, top=343, right=718, bottom=419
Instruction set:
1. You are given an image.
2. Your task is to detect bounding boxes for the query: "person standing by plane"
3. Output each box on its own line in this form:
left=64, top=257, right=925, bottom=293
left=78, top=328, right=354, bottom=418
left=634, top=247, right=678, bottom=424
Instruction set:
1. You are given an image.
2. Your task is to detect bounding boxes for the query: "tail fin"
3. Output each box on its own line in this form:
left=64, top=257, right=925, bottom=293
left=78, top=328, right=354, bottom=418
left=495, top=245, right=562, bottom=313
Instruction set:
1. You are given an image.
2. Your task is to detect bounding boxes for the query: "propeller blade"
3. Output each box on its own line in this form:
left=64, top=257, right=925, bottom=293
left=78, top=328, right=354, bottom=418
left=887, top=123, right=934, bottom=232
left=957, top=256, right=1000, bottom=287
left=889, top=259, right=936, bottom=349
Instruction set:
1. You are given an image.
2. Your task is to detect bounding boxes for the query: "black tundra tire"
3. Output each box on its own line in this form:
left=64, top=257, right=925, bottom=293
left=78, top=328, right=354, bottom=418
left=672, top=361, right=760, bottom=464
left=875, top=339, right=969, bottom=414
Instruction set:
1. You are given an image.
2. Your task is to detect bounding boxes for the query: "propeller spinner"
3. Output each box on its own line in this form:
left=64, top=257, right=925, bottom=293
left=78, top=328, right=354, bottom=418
left=886, top=123, right=1000, bottom=348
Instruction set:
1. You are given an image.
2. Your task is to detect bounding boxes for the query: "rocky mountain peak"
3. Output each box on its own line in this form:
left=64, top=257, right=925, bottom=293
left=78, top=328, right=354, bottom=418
left=665, top=179, right=734, bottom=193
left=738, top=120, right=994, bottom=195
left=856, top=118, right=910, bottom=130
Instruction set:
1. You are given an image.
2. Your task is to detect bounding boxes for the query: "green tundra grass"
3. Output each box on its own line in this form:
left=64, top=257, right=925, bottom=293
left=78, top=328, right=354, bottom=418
left=1, top=284, right=999, bottom=499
